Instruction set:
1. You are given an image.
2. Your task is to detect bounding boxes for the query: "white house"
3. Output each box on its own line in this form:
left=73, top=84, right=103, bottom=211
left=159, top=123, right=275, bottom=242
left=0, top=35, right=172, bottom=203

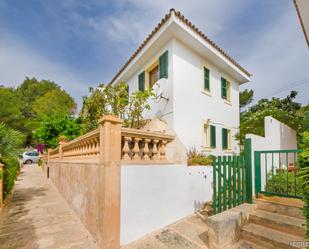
left=109, top=9, right=251, bottom=155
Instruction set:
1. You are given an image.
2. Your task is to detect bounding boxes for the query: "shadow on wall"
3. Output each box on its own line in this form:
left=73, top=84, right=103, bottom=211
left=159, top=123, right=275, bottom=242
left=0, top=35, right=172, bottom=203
left=194, top=200, right=205, bottom=212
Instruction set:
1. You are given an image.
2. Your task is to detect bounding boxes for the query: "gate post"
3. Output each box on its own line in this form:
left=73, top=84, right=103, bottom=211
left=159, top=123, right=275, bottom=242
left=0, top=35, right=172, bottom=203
left=254, top=151, right=261, bottom=197
left=244, top=138, right=252, bottom=203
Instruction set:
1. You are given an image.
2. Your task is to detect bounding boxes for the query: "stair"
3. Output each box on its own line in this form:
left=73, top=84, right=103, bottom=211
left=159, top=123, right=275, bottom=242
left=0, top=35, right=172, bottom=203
left=249, top=210, right=306, bottom=237
left=241, top=223, right=304, bottom=249
left=231, top=240, right=269, bottom=249
left=237, top=198, right=306, bottom=249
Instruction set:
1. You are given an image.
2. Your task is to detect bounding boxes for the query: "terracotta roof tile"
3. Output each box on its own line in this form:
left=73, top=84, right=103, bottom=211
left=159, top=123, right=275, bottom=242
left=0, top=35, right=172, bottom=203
left=108, top=9, right=251, bottom=85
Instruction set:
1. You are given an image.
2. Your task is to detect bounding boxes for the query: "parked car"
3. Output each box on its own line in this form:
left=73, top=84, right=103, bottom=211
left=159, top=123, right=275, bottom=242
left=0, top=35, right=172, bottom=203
left=23, top=151, right=39, bottom=164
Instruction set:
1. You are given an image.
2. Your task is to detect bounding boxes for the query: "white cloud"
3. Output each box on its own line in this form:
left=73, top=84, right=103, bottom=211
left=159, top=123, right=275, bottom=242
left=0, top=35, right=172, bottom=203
left=0, top=31, right=90, bottom=109
left=240, top=5, right=309, bottom=105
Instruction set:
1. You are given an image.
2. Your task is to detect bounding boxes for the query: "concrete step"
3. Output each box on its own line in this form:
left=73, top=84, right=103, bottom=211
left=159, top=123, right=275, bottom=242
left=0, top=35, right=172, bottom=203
left=250, top=210, right=306, bottom=237
left=240, top=223, right=305, bottom=249
left=231, top=240, right=270, bottom=249
left=254, top=198, right=304, bottom=219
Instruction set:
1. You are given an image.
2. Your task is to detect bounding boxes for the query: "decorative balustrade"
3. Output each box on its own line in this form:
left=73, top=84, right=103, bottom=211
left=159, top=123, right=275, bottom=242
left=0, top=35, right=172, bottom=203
left=62, top=129, right=100, bottom=159
left=48, top=129, right=100, bottom=160
left=49, top=148, right=59, bottom=159
left=121, top=128, right=175, bottom=164
left=47, top=119, right=175, bottom=164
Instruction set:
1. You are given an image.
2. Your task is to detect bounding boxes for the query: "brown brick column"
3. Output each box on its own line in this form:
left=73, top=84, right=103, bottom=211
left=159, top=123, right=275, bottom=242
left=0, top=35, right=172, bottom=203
left=98, top=115, right=123, bottom=249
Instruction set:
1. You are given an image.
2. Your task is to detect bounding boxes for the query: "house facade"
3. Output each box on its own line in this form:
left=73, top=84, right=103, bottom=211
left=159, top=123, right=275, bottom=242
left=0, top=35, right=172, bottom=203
left=109, top=9, right=251, bottom=155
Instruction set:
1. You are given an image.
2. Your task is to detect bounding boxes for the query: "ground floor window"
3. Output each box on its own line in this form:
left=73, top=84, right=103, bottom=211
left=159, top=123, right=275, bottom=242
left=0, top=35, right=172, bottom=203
left=222, top=128, right=231, bottom=150
left=203, top=122, right=216, bottom=148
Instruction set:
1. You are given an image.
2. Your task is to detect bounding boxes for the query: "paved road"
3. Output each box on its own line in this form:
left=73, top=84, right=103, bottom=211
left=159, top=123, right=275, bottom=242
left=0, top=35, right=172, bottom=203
left=0, top=164, right=98, bottom=249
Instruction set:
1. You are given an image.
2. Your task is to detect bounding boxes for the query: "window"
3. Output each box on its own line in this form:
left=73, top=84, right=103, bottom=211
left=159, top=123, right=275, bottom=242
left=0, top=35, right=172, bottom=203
left=210, top=125, right=216, bottom=148
left=221, top=77, right=230, bottom=101
left=159, top=50, right=168, bottom=79
left=138, top=71, right=145, bottom=91
left=203, top=122, right=216, bottom=148
left=203, top=121, right=216, bottom=149
left=204, top=67, right=210, bottom=91
left=222, top=128, right=231, bottom=150
left=149, top=65, right=159, bottom=88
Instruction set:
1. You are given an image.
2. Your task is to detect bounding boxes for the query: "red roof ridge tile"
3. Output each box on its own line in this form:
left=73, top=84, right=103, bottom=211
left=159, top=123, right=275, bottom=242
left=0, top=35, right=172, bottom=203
left=108, top=8, right=250, bottom=86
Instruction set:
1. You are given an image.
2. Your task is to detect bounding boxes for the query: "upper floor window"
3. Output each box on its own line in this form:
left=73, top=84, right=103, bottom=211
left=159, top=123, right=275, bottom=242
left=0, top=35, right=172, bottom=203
left=204, top=67, right=210, bottom=92
left=159, top=50, right=168, bottom=79
left=149, top=65, right=159, bottom=88
left=138, top=71, right=145, bottom=91
left=221, top=77, right=231, bottom=101
left=139, top=50, right=168, bottom=92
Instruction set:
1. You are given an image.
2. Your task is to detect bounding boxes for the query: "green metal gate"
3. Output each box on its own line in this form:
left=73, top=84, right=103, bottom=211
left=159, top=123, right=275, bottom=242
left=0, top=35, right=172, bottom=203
left=254, top=149, right=303, bottom=199
left=213, top=139, right=252, bottom=214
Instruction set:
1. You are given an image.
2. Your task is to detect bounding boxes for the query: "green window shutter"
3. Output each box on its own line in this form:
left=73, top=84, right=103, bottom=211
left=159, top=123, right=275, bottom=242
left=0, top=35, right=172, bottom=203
left=138, top=71, right=145, bottom=91
left=159, top=50, right=168, bottom=79
left=204, top=67, right=210, bottom=91
left=210, top=125, right=216, bottom=148
left=222, top=128, right=228, bottom=149
left=221, top=77, right=227, bottom=99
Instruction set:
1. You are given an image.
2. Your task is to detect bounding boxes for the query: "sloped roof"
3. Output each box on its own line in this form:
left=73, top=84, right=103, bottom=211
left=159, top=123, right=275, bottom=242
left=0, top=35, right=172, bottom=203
left=109, top=8, right=251, bottom=85
left=294, top=0, right=309, bottom=48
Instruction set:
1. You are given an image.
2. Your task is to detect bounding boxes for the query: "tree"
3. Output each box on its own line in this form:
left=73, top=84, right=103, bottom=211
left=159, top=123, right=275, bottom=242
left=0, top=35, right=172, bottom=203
left=239, top=89, right=254, bottom=109
left=34, top=114, right=81, bottom=148
left=237, top=91, right=303, bottom=145
left=32, top=88, right=76, bottom=117
left=80, top=82, right=155, bottom=133
left=0, top=87, right=24, bottom=131
left=0, top=77, right=77, bottom=145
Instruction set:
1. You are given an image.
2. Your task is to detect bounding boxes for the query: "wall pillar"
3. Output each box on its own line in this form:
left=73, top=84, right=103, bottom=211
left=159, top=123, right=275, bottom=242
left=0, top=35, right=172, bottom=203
left=244, top=138, right=253, bottom=203
left=98, top=115, right=123, bottom=249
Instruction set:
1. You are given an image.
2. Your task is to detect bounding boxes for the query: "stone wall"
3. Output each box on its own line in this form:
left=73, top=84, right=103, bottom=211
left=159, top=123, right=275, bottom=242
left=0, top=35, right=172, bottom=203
left=47, top=160, right=100, bottom=241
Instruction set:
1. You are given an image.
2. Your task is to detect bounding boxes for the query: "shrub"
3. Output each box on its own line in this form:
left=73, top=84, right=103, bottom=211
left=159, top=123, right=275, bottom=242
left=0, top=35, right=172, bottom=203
left=266, top=171, right=303, bottom=196
left=298, top=130, right=309, bottom=240
left=0, top=122, right=24, bottom=199
left=2, top=156, right=20, bottom=199
left=81, top=83, right=155, bottom=132
left=187, top=147, right=214, bottom=166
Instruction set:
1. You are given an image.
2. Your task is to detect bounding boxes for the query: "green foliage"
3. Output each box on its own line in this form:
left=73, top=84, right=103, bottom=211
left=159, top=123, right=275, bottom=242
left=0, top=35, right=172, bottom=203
left=34, top=114, right=81, bottom=148
left=0, top=123, right=24, bottom=199
left=239, top=89, right=254, bottom=109
left=187, top=147, right=214, bottom=166
left=0, top=123, right=24, bottom=158
left=2, top=156, right=20, bottom=199
left=32, top=88, right=76, bottom=117
left=298, top=129, right=309, bottom=239
left=0, top=77, right=77, bottom=145
left=266, top=171, right=303, bottom=196
left=237, top=91, right=302, bottom=145
left=0, top=87, right=24, bottom=131
left=125, top=89, right=155, bottom=128
left=81, top=83, right=155, bottom=132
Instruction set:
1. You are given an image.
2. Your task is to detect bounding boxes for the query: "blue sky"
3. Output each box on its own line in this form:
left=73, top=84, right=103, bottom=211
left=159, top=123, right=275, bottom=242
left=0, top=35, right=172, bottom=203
left=0, top=0, right=308, bottom=109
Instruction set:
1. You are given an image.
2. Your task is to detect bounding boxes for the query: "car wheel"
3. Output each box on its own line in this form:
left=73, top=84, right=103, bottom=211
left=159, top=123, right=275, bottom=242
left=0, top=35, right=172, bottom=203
left=25, top=159, right=33, bottom=164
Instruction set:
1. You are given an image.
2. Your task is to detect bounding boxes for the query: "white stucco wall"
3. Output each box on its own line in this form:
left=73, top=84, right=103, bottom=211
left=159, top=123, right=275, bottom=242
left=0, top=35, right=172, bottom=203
left=120, top=165, right=213, bottom=245
left=246, top=116, right=298, bottom=194
left=122, top=38, right=241, bottom=155
left=125, top=40, right=174, bottom=127
left=172, top=39, right=240, bottom=155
